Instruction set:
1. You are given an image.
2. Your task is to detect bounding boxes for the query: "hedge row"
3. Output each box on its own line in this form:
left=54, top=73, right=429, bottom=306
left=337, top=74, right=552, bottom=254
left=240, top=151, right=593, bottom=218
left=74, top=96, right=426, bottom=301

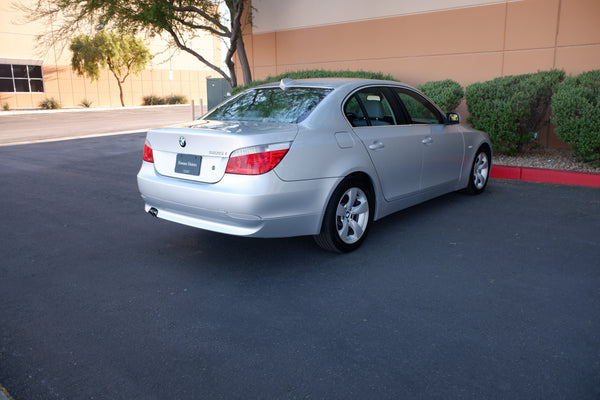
left=234, top=69, right=599, bottom=163
left=143, top=94, right=188, bottom=105
left=231, top=69, right=395, bottom=95
left=417, top=79, right=464, bottom=114
left=551, top=70, right=600, bottom=164
left=465, top=70, right=565, bottom=155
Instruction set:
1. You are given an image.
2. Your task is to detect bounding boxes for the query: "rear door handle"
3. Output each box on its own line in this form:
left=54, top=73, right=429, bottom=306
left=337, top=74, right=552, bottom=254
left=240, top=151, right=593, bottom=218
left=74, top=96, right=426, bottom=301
left=369, top=141, right=385, bottom=150
left=422, top=137, right=433, bottom=145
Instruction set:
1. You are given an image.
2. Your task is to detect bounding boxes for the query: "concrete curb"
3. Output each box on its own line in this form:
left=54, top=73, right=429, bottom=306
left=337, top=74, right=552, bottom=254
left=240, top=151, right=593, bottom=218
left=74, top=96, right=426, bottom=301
left=491, top=165, right=600, bottom=188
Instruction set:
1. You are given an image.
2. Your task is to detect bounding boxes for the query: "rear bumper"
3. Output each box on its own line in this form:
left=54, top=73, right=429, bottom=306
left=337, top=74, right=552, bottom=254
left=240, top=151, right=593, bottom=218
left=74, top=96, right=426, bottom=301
left=137, top=162, right=338, bottom=237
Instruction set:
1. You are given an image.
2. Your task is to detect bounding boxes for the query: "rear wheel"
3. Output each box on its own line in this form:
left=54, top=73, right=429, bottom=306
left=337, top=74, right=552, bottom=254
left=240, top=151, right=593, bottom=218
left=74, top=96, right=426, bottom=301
left=314, top=177, right=373, bottom=253
left=467, top=147, right=491, bottom=195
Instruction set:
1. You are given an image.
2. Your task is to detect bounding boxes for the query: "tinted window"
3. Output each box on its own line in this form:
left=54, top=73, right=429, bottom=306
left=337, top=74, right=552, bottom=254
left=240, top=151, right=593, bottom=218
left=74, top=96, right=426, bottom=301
left=0, top=79, right=14, bottom=92
left=395, top=89, right=443, bottom=124
left=0, top=65, right=12, bottom=78
left=205, top=87, right=332, bottom=124
left=0, top=63, right=45, bottom=93
left=14, top=79, right=30, bottom=92
left=344, top=87, right=396, bottom=127
left=12, top=65, right=28, bottom=78
left=30, top=79, right=44, bottom=92
left=29, top=65, right=43, bottom=79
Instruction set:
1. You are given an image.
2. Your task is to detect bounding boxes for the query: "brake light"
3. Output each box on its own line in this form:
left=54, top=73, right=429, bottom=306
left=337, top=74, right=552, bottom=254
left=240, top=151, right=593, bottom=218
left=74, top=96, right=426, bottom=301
left=143, top=141, right=154, bottom=163
left=226, top=143, right=291, bottom=175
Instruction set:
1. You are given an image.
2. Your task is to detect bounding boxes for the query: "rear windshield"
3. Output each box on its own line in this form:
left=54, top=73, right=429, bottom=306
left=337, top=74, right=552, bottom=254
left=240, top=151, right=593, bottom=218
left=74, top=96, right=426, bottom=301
left=205, top=87, right=332, bottom=124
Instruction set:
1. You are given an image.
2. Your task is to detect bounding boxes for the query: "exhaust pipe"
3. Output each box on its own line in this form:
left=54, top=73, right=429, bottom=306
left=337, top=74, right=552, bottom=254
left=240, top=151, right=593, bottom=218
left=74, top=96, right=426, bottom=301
left=148, top=207, right=159, bottom=217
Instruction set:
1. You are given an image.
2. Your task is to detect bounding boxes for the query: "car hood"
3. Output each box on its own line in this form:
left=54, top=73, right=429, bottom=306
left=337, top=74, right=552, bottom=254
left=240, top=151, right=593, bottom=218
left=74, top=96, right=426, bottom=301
left=145, top=120, right=298, bottom=183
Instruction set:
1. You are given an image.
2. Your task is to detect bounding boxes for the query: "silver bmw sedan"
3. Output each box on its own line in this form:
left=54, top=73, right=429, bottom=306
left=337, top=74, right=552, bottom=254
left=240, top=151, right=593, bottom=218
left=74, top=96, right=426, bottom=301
left=137, top=78, right=491, bottom=252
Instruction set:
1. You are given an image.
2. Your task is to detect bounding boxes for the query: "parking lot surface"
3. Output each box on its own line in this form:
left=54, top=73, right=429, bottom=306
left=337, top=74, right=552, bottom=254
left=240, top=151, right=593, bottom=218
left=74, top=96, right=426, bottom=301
left=0, top=105, right=199, bottom=146
left=0, top=133, right=599, bottom=399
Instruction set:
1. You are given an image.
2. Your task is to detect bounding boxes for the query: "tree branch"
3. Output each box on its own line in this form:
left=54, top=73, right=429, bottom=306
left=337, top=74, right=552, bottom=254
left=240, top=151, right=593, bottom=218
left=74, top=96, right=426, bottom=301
left=156, top=0, right=231, bottom=35
left=165, top=26, right=234, bottom=87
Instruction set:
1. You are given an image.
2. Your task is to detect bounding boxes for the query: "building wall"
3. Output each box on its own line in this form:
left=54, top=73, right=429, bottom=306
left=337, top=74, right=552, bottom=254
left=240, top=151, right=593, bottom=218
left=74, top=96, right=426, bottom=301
left=0, top=0, right=221, bottom=109
left=243, top=0, right=600, bottom=147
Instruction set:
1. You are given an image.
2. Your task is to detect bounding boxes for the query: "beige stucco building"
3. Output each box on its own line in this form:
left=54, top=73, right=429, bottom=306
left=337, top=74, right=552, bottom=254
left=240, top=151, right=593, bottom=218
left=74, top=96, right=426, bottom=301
left=245, top=0, right=599, bottom=85
left=240, top=0, right=600, bottom=147
left=0, top=0, right=222, bottom=109
left=2, top=0, right=599, bottom=143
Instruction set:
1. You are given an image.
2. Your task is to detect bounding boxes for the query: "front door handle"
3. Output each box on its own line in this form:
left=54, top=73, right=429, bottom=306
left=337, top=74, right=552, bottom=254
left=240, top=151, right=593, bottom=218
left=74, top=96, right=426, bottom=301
left=369, top=141, right=385, bottom=150
left=422, top=136, right=433, bottom=145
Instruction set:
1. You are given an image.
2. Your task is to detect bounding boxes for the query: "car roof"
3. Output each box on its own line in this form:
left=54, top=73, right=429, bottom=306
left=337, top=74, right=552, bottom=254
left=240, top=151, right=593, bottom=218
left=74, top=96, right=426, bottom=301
left=256, top=78, right=407, bottom=91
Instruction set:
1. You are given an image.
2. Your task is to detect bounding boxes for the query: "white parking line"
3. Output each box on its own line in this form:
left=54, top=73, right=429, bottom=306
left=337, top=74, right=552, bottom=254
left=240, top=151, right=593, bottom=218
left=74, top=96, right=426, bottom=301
left=0, top=129, right=147, bottom=147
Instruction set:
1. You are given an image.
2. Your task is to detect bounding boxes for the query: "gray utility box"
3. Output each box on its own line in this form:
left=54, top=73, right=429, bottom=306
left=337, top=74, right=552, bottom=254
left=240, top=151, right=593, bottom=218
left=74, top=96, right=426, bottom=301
left=207, top=78, right=233, bottom=110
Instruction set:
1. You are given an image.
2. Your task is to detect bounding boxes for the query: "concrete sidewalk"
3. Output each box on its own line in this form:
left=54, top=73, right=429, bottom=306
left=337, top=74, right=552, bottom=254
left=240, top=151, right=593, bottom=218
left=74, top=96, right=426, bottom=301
left=0, top=104, right=203, bottom=146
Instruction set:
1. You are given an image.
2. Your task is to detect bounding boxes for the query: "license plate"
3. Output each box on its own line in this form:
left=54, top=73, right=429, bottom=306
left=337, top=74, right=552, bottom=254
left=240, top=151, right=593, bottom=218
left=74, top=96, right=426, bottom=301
left=175, top=154, right=202, bottom=175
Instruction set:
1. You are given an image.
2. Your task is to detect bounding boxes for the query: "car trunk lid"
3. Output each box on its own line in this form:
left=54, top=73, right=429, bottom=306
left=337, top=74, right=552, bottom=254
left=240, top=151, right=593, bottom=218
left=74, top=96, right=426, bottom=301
left=145, top=120, right=298, bottom=183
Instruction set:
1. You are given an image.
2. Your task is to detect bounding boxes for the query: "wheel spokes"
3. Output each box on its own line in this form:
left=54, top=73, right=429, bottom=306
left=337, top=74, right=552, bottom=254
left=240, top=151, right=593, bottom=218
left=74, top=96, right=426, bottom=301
left=335, top=187, right=369, bottom=244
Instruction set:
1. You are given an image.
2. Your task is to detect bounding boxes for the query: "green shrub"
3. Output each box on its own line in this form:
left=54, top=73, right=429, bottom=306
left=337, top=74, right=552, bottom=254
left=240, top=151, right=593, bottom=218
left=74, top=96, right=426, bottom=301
left=551, top=70, right=600, bottom=164
left=417, top=79, right=464, bottom=112
left=143, top=95, right=188, bottom=105
left=39, top=97, right=61, bottom=110
left=143, top=95, right=165, bottom=105
left=165, top=94, right=188, bottom=104
left=232, top=69, right=397, bottom=95
left=2, top=103, right=9, bottom=111
left=466, top=70, right=565, bottom=155
left=80, top=99, right=93, bottom=108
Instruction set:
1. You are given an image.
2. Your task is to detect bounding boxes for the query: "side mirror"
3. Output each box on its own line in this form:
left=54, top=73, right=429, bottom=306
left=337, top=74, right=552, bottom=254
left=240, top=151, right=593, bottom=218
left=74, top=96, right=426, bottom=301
left=446, top=112, right=461, bottom=124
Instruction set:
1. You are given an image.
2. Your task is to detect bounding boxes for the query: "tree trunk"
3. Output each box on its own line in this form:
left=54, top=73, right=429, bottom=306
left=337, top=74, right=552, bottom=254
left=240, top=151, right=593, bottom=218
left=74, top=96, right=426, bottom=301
left=115, top=77, right=125, bottom=107
left=236, top=34, right=252, bottom=85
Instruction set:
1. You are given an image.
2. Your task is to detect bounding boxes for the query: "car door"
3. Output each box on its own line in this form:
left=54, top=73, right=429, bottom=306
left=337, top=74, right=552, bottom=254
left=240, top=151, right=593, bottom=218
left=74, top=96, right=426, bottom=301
left=345, top=87, right=426, bottom=201
left=394, top=88, right=464, bottom=192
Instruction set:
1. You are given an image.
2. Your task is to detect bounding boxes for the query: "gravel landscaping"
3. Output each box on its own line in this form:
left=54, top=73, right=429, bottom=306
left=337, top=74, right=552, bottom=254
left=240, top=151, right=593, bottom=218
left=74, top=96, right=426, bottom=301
left=494, top=147, right=600, bottom=174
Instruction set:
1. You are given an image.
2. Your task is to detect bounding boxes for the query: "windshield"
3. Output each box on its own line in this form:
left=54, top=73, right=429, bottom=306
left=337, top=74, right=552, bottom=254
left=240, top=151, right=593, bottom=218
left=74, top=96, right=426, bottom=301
left=205, top=87, right=332, bottom=124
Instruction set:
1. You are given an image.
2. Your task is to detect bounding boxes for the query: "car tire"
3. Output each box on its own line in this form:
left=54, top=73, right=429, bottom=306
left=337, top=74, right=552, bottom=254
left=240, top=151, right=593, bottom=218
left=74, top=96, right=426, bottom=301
left=466, top=147, right=491, bottom=195
left=314, top=177, right=373, bottom=253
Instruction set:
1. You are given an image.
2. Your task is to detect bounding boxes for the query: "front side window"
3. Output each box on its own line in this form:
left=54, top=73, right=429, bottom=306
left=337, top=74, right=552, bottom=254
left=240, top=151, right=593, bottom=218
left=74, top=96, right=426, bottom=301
left=205, top=87, right=332, bottom=124
left=0, top=63, right=44, bottom=93
left=395, top=89, right=443, bottom=124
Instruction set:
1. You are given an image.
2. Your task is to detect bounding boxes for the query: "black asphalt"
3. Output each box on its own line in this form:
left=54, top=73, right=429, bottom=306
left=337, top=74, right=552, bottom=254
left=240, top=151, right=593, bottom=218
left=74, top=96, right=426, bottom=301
left=1, top=133, right=599, bottom=399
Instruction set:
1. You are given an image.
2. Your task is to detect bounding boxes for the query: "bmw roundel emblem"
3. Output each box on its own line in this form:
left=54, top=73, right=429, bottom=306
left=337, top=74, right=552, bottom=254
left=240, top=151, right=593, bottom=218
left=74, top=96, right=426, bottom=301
left=179, top=137, right=186, bottom=148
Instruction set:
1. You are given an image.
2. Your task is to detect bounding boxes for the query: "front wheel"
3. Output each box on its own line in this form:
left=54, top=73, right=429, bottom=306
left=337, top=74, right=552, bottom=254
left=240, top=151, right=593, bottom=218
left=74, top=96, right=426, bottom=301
left=314, top=178, right=373, bottom=253
left=466, top=147, right=491, bottom=195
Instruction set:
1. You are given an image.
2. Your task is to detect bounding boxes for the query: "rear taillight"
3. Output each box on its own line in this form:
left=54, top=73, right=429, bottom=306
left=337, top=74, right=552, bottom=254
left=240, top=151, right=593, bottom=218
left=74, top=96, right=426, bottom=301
left=143, top=141, right=154, bottom=163
left=226, top=142, right=291, bottom=175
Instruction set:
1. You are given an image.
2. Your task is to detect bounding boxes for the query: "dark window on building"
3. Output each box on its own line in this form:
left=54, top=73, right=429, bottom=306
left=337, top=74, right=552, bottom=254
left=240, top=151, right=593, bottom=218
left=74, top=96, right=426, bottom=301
left=0, top=63, right=45, bottom=93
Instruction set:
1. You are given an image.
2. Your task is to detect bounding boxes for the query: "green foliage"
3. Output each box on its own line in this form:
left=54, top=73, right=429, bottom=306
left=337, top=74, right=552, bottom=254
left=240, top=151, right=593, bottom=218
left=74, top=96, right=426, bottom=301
left=26, top=0, right=252, bottom=87
left=80, top=99, right=93, bottom=108
left=70, top=31, right=152, bottom=106
left=551, top=70, right=600, bottom=164
left=417, top=79, right=464, bottom=112
left=165, top=95, right=188, bottom=104
left=466, top=70, right=565, bottom=155
left=143, top=95, right=188, bottom=105
left=143, top=95, right=165, bottom=105
left=232, top=69, right=397, bottom=95
left=39, top=98, right=61, bottom=109
left=2, top=103, right=9, bottom=111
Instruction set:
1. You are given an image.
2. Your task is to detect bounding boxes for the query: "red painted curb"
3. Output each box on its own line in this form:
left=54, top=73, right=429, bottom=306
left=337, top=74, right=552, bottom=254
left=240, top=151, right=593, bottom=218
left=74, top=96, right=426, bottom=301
left=491, top=165, right=600, bottom=188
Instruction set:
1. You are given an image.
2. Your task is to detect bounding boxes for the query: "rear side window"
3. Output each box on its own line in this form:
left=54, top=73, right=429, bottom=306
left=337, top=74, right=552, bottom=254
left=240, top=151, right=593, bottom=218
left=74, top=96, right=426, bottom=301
left=344, top=88, right=397, bottom=127
left=205, top=87, right=332, bottom=124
